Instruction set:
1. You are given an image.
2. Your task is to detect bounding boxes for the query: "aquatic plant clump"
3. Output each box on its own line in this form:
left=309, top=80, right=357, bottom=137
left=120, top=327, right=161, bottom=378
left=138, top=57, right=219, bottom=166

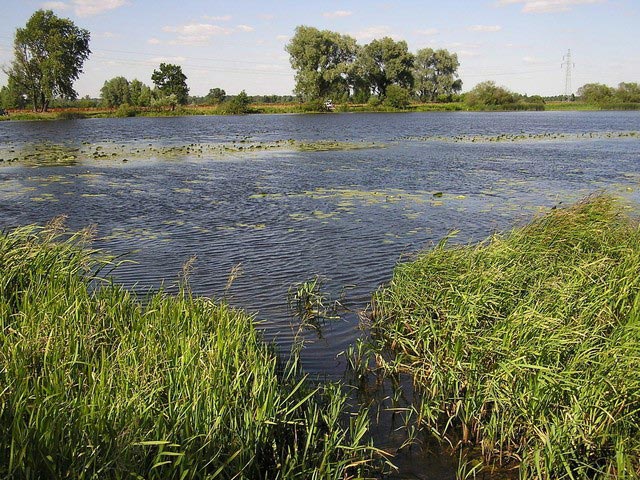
left=369, top=195, right=640, bottom=478
left=0, top=224, right=374, bottom=479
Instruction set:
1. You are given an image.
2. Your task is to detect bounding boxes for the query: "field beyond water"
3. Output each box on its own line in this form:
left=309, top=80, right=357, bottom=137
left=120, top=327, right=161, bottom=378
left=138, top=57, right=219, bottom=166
left=368, top=195, right=640, bottom=478
left=0, top=222, right=374, bottom=479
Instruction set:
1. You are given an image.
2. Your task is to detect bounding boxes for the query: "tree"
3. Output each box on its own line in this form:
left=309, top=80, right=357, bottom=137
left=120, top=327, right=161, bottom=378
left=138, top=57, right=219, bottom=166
left=383, top=84, right=411, bottom=109
left=129, top=79, right=152, bottom=107
left=576, top=83, right=614, bottom=104
left=615, top=82, right=640, bottom=103
left=151, top=63, right=189, bottom=108
left=358, top=37, right=414, bottom=97
left=100, top=76, right=130, bottom=107
left=413, top=48, right=462, bottom=102
left=0, top=77, right=27, bottom=109
left=465, top=81, right=515, bottom=107
left=205, top=87, right=226, bottom=104
left=286, top=26, right=359, bottom=101
left=7, top=9, right=90, bottom=112
left=223, top=90, right=251, bottom=114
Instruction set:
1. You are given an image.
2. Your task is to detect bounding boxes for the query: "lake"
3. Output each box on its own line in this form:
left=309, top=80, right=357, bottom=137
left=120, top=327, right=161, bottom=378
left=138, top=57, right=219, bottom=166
left=1, top=111, right=639, bottom=379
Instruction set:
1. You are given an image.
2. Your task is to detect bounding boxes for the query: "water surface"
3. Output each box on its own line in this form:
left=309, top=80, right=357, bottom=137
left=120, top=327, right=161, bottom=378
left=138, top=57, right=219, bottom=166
left=1, top=111, right=639, bottom=379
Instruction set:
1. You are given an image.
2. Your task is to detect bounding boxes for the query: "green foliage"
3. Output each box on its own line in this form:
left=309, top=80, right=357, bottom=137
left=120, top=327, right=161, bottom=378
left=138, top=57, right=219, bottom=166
left=383, top=84, right=411, bottom=109
left=150, top=92, right=179, bottom=111
left=151, top=63, right=189, bottom=107
left=286, top=25, right=359, bottom=101
left=369, top=195, right=640, bottom=478
left=413, top=48, right=461, bottom=102
left=577, top=83, right=615, bottom=104
left=465, top=81, right=516, bottom=107
left=100, top=76, right=130, bottom=107
left=221, top=90, right=251, bottom=114
left=129, top=79, right=152, bottom=107
left=115, top=103, right=137, bottom=117
left=0, top=223, right=375, bottom=479
left=300, top=99, right=329, bottom=112
left=358, top=37, right=414, bottom=97
left=615, top=82, right=640, bottom=103
left=577, top=82, right=640, bottom=106
left=8, top=9, right=90, bottom=112
left=101, top=77, right=151, bottom=108
left=205, top=87, right=226, bottom=104
left=0, top=77, right=28, bottom=109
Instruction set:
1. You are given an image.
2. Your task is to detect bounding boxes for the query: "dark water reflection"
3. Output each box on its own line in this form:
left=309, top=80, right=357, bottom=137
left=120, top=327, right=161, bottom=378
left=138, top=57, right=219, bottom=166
left=1, top=112, right=639, bottom=381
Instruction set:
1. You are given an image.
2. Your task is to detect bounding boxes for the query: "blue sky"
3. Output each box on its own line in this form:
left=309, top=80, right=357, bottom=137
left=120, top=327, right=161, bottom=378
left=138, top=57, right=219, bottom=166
left=0, top=0, right=638, bottom=98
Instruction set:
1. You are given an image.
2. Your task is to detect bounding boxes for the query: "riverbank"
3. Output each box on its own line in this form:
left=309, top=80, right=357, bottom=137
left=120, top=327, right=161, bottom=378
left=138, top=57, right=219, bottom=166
left=2, top=194, right=640, bottom=478
left=0, top=222, right=375, bottom=479
left=367, top=194, right=640, bottom=478
left=1, top=100, right=636, bottom=121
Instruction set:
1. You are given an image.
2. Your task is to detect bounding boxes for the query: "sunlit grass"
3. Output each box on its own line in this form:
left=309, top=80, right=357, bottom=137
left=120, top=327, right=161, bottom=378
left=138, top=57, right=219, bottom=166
left=367, top=194, right=640, bottom=478
left=0, top=222, right=374, bottom=479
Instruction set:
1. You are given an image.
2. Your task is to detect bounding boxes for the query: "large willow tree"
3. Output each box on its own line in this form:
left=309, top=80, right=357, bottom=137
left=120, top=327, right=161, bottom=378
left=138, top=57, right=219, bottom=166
left=8, top=9, right=91, bottom=112
left=286, top=26, right=359, bottom=101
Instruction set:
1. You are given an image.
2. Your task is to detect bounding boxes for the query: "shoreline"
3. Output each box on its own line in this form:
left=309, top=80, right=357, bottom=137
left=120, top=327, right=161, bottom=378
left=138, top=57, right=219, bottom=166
left=2, top=101, right=638, bottom=122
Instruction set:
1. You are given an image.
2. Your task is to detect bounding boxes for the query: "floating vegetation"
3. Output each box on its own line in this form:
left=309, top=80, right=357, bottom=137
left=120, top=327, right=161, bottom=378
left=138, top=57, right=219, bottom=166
left=366, top=194, right=640, bottom=478
left=0, top=139, right=387, bottom=167
left=0, top=223, right=376, bottom=479
left=403, top=130, right=640, bottom=144
left=296, top=140, right=384, bottom=151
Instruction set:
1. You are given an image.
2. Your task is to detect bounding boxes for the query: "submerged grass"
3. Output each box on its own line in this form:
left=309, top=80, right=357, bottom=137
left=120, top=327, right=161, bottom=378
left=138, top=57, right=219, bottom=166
left=0, top=223, right=374, bottom=479
left=368, top=195, right=640, bottom=478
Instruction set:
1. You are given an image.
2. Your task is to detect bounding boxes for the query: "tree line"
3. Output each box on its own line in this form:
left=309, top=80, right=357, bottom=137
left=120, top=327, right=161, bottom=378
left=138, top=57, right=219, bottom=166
left=286, top=25, right=462, bottom=107
left=1, top=11, right=639, bottom=113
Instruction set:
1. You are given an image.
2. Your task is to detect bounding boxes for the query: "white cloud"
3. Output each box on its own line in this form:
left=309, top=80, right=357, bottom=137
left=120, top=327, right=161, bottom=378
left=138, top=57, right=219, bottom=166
left=351, top=26, right=399, bottom=41
left=41, top=1, right=69, bottom=10
left=147, top=37, right=161, bottom=45
left=150, top=56, right=186, bottom=64
left=496, top=0, right=605, bottom=14
left=523, top=55, right=542, bottom=63
left=276, top=34, right=290, bottom=41
left=259, top=14, right=275, bottom=20
left=323, top=10, right=353, bottom=18
left=95, top=31, right=119, bottom=39
left=448, top=42, right=481, bottom=49
left=71, top=0, right=127, bottom=17
left=458, top=50, right=481, bottom=58
left=163, top=24, right=232, bottom=36
left=236, top=24, right=255, bottom=32
left=468, top=25, right=502, bottom=32
left=162, top=22, right=253, bottom=46
left=202, top=15, right=231, bottom=22
left=163, top=23, right=234, bottom=45
left=415, top=28, right=439, bottom=36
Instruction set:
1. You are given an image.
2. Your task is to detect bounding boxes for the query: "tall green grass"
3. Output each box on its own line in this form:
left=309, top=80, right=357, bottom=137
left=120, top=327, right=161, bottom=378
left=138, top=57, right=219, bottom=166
left=368, top=195, right=640, bottom=478
left=0, top=222, right=373, bottom=479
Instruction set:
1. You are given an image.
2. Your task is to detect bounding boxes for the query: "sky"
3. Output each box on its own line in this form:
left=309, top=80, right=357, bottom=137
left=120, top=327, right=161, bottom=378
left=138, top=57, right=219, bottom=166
left=0, top=0, right=638, bottom=98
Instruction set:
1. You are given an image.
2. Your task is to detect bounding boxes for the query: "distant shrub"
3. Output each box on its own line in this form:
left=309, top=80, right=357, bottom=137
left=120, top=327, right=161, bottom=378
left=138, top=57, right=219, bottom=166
left=383, top=85, right=411, bottom=109
left=115, top=103, right=137, bottom=117
left=300, top=99, right=327, bottom=112
left=366, top=96, right=381, bottom=108
left=221, top=90, right=251, bottom=114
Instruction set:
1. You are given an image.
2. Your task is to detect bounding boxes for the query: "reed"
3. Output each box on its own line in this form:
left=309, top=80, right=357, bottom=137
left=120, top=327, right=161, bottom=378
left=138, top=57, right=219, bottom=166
left=0, top=222, right=374, bottom=479
left=368, top=195, right=640, bottom=478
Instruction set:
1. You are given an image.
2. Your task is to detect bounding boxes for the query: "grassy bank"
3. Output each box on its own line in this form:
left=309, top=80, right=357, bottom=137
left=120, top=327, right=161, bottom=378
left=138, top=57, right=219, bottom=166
left=0, top=222, right=374, bottom=479
left=368, top=195, right=640, bottom=478
left=3, top=100, right=638, bottom=121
